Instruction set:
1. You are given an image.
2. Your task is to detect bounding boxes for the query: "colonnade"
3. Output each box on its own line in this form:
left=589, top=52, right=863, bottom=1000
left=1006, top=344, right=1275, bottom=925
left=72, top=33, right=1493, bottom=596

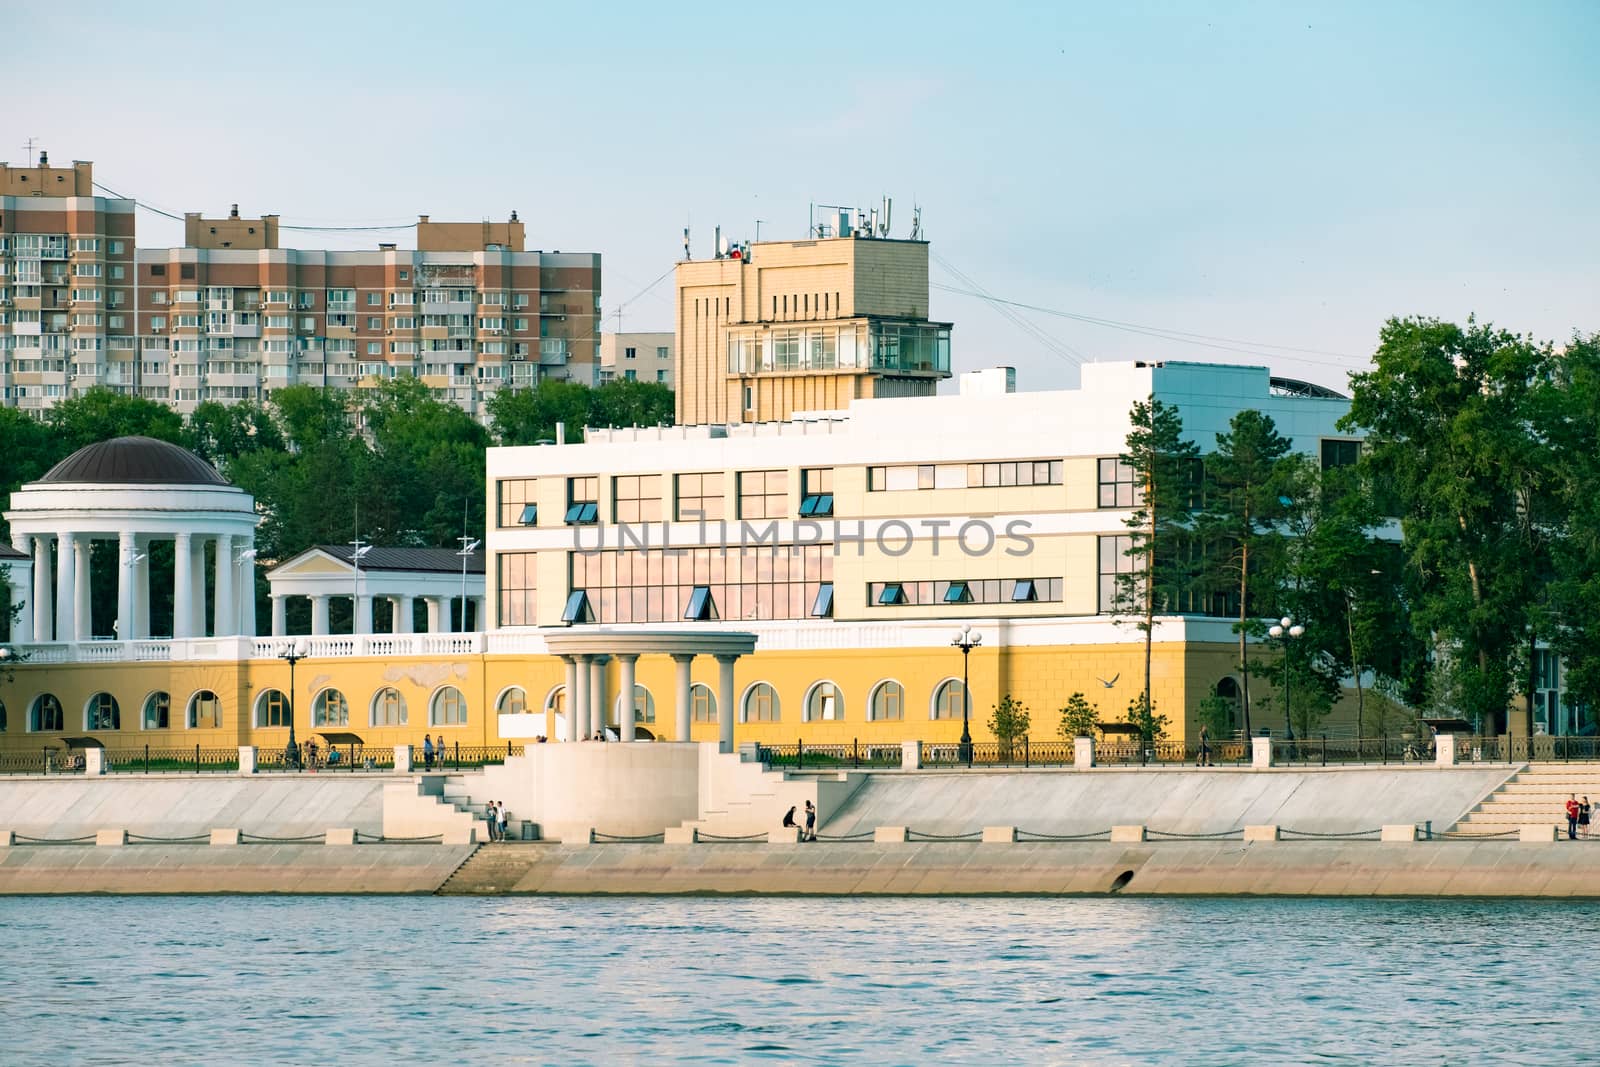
left=9, top=529, right=256, bottom=642
left=269, top=593, right=489, bottom=636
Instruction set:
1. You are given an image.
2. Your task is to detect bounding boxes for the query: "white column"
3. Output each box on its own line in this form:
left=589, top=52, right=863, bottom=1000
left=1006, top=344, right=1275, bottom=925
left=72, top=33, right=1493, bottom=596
left=571, top=654, right=590, bottom=742
left=9, top=535, right=32, bottom=644
left=311, top=595, right=330, bottom=635
left=716, top=654, right=738, bottom=755
left=617, top=654, right=638, bottom=743
left=673, top=653, right=694, bottom=742
left=56, top=532, right=77, bottom=643
left=425, top=597, right=443, bottom=633
left=240, top=539, right=257, bottom=637
left=353, top=591, right=371, bottom=635
left=132, top=537, right=150, bottom=640
left=173, top=532, right=193, bottom=639
left=271, top=595, right=287, bottom=637
left=590, top=656, right=608, bottom=738
left=213, top=534, right=234, bottom=637
left=32, top=535, right=52, bottom=641
left=395, top=595, right=414, bottom=634
left=561, top=656, right=578, bottom=742
left=116, top=530, right=136, bottom=643
left=73, top=534, right=91, bottom=642
left=189, top=534, right=207, bottom=637
left=474, top=598, right=487, bottom=632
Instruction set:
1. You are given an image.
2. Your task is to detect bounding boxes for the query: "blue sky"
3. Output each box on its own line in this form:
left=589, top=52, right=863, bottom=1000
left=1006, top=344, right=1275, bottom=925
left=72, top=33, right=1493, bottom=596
left=9, top=1, right=1597, bottom=392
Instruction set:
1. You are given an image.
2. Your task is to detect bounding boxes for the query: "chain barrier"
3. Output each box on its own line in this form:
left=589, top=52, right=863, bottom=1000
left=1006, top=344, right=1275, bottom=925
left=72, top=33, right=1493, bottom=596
left=1278, top=827, right=1383, bottom=839
left=12, top=833, right=96, bottom=845
left=126, top=833, right=210, bottom=844
left=1016, top=829, right=1113, bottom=841
left=1146, top=829, right=1246, bottom=840
left=354, top=832, right=445, bottom=844
left=814, top=830, right=877, bottom=842
left=907, top=830, right=985, bottom=842
left=239, top=832, right=329, bottom=844
left=695, top=831, right=770, bottom=842
left=593, top=831, right=667, bottom=843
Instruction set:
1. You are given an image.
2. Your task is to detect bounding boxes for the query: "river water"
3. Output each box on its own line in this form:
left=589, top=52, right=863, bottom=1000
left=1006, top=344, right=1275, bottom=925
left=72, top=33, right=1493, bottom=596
left=0, top=895, right=1591, bottom=1065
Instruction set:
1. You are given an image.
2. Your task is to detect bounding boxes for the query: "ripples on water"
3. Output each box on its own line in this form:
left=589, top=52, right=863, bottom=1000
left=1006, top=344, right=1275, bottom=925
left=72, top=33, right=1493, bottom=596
left=1, top=895, right=1595, bottom=1065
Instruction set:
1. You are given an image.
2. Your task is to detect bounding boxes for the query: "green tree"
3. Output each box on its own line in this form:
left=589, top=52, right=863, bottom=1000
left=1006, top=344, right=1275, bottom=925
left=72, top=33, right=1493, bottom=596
left=590, top=379, right=676, bottom=430
left=1196, top=694, right=1235, bottom=742
left=1196, top=408, right=1294, bottom=738
left=1113, top=397, right=1200, bottom=723
left=49, top=387, right=184, bottom=452
left=0, top=407, right=69, bottom=542
left=1540, top=333, right=1600, bottom=714
left=1340, top=317, right=1552, bottom=734
left=987, top=694, right=1031, bottom=757
left=1125, top=692, right=1169, bottom=749
left=487, top=379, right=600, bottom=446
left=1058, top=692, right=1100, bottom=739
left=182, top=400, right=285, bottom=467
left=361, top=377, right=489, bottom=546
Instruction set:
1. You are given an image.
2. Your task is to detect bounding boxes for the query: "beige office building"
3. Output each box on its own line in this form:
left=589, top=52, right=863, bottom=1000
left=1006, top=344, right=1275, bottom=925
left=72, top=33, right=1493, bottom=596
left=674, top=235, right=951, bottom=425
left=600, top=332, right=673, bottom=385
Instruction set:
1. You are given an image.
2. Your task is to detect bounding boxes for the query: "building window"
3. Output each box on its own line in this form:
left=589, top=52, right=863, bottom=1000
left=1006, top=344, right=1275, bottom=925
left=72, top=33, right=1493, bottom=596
left=30, top=694, right=64, bottom=732
left=616, top=685, right=655, bottom=725
left=188, top=690, right=222, bottom=729
left=1012, top=579, right=1037, bottom=602
left=144, top=691, right=172, bottom=730
left=737, top=470, right=787, bottom=520
left=372, top=688, right=408, bottom=726
left=967, top=460, right=1064, bottom=488
left=497, top=478, right=538, bottom=528
left=255, top=690, right=287, bottom=728
left=498, top=688, right=527, bottom=716
left=800, top=468, right=834, bottom=516
left=685, top=585, right=719, bottom=621
left=562, top=590, right=594, bottom=624
left=656, top=370, right=668, bottom=383
left=1099, top=535, right=1136, bottom=614
left=804, top=682, right=843, bottom=722
left=691, top=683, right=717, bottom=724
left=313, top=689, right=349, bottom=727
left=656, top=346, right=669, bottom=359
left=1098, top=458, right=1140, bottom=508
left=624, top=347, right=637, bottom=359
left=870, top=681, right=905, bottom=722
left=431, top=686, right=468, bottom=726
left=676, top=472, right=724, bottom=521
left=1321, top=439, right=1361, bottom=471
left=867, top=463, right=965, bottom=491
left=877, top=582, right=908, bottom=605
left=570, top=546, right=831, bottom=624
left=944, top=581, right=974, bottom=604
left=565, top=476, right=598, bottom=524
left=498, top=551, right=537, bottom=627
left=87, top=693, right=121, bottom=731
left=613, top=474, right=662, bottom=523
left=743, top=683, right=780, bottom=723
left=811, top=583, right=834, bottom=618
left=544, top=687, right=566, bottom=721
left=932, top=679, right=968, bottom=721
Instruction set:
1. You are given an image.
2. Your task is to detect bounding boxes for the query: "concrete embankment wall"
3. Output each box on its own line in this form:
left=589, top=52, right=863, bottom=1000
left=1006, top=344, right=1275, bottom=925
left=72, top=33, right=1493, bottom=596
left=0, top=843, right=472, bottom=894
left=0, top=775, right=400, bottom=838
left=823, top=766, right=1516, bottom=837
left=468, top=840, right=1600, bottom=897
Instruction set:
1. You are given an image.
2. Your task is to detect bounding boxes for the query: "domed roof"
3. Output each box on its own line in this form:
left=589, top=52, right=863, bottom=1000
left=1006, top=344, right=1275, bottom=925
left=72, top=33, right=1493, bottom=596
left=38, top=436, right=229, bottom=487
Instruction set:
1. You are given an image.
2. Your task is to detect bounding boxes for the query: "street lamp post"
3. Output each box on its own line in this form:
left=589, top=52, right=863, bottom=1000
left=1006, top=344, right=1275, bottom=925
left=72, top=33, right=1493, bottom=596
left=457, top=536, right=481, bottom=632
left=279, top=638, right=307, bottom=770
left=951, top=623, right=982, bottom=765
left=1268, top=615, right=1306, bottom=741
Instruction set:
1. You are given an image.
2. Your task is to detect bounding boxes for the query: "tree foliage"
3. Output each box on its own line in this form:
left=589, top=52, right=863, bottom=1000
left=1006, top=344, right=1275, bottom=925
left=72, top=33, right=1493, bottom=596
left=488, top=379, right=674, bottom=446
left=988, top=694, right=1031, bottom=747
left=1058, top=692, right=1100, bottom=739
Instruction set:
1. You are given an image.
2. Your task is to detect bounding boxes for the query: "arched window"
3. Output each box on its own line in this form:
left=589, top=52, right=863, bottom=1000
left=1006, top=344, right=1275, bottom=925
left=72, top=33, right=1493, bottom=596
left=144, top=691, right=171, bottom=730
left=614, top=685, right=655, bottom=724
left=371, top=687, right=407, bottom=727
left=254, top=689, right=288, bottom=728
left=431, top=686, right=467, bottom=726
left=691, top=683, right=716, bottom=723
left=498, top=687, right=527, bottom=716
left=804, top=681, right=843, bottom=722
left=743, top=682, right=780, bottom=723
left=187, top=690, right=221, bottom=729
left=30, top=694, right=64, bottom=732
left=313, top=689, right=349, bottom=727
left=870, top=680, right=905, bottom=722
left=543, top=686, right=565, bottom=716
left=86, top=692, right=120, bottom=731
left=931, top=679, right=968, bottom=720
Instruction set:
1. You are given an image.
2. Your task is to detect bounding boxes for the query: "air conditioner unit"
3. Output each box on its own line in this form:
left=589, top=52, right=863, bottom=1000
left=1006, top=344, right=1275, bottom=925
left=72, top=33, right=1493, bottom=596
left=510, top=354, right=526, bottom=362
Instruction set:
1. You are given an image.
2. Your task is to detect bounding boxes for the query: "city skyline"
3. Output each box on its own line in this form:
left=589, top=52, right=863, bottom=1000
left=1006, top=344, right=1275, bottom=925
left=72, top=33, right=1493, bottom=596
left=6, top=1, right=1597, bottom=395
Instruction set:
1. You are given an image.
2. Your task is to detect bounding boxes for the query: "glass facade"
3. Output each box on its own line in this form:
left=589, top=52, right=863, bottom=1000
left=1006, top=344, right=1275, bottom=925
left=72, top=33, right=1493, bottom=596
left=868, top=578, right=1063, bottom=608
left=498, top=551, right=537, bottom=627
left=496, top=478, right=538, bottom=527
left=675, top=472, right=725, bottom=521
left=570, top=546, right=832, bottom=625
left=725, top=321, right=950, bottom=376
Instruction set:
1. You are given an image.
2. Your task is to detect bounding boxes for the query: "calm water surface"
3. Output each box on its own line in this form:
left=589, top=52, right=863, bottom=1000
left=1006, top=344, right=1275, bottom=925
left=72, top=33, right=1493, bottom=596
left=0, top=895, right=1592, bottom=1065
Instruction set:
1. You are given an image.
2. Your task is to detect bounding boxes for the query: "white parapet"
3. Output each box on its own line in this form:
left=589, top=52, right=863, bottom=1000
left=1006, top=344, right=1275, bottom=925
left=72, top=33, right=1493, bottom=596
left=95, top=829, right=126, bottom=847
left=394, top=744, right=412, bottom=773
left=324, top=828, right=356, bottom=846
left=901, top=740, right=922, bottom=770
left=209, top=828, right=241, bottom=846
left=84, top=749, right=106, bottom=776
left=1243, top=825, right=1281, bottom=842
left=981, top=826, right=1017, bottom=844
left=1073, top=737, right=1095, bottom=768
left=1380, top=824, right=1418, bottom=843
left=1520, top=824, right=1558, bottom=843
left=1251, top=736, right=1273, bottom=769
left=1110, top=825, right=1147, bottom=843
left=0, top=830, right=13, bottom=847
left=663, top=826, right=697, bottom=844
left=874, top=826, right=908, bottom=843
left=238, top=746, right=257, bottom=776
left=1435, top=735, right=1459, bottom=767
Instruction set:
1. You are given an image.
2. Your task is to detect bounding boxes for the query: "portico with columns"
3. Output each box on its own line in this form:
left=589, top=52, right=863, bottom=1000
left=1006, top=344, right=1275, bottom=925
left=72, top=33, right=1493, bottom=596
left=540, top=631, right=757, bottom=751
left=266, top=545, right=486, bottom=637
left=3, top=437, right=259, bottom=644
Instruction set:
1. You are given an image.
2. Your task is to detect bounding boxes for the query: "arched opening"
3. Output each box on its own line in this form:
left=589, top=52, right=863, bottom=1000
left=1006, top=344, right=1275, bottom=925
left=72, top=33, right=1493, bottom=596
left=29, top=694, right=63, bottom=732
left=143, top=691, right=172, bottom=730
left=869, top=680, right=905, bottom=722
left=313, top=688, right=349, bottom=727
left=614, top=685, right=655, bottom=725
left=742, top=682, right=780, bottom=723
left=497, top=687, right=527, bottom=716
left=803, top=681, right=843, bottom=722
left=253, top=689, right=288, bottom=728
left=931, top=678, right=969, bottom=721
left=431, top=686, right=468, bottom=726
left=371, top=687, right=407, bottom=727
left=85, top=692, right=121, bottom=731
left=690, top=683, right=716, bottom=723
left=187, top=690, right=221, bottom=729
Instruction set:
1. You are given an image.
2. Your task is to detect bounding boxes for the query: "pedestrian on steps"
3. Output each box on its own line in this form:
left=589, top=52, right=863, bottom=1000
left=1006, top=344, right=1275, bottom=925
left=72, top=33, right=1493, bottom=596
left=497, top=802, right=510, bottom=842
left=485, top=800, right=499, bottom=841
left=1566, top=795, right=1580, bottom=840
left=1582, top=797, right=1592, bottom=840
left=423, top=735, right=434, bottom=771
left=803, top=800, right=817, bottom=842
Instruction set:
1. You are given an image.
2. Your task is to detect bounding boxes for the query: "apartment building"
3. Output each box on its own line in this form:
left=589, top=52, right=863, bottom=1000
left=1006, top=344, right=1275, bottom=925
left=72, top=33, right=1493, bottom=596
left=675, top=229, right=952, bottom=425
left=0, top=156, right=601, bottom=419
left=0, top=155, right=137, bottom=412
left=600, top=331, right=673, bottom=385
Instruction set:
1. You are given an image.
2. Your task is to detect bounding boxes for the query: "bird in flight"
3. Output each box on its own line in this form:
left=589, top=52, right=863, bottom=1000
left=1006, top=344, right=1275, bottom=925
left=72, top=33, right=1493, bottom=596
left=1096, top=673, right=1120, bottom=688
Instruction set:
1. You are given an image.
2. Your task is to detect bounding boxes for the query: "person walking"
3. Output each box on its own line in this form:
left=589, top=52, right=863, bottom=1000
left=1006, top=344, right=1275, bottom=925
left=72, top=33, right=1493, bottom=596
left=484, top=800, right=499, bottom=841
left=1566, top=795, right=1580, bottom=840
left=422, top=734, right=434, bottom=771
left=497, top=802, right=510, bottom=843
left=1198, top=724, right=1213, bottom=768
left=803, top=800, right=817, bottom=842
left=435, top=735, right=448, bottom=769
left=1582, top=797, right=1593, bottom=840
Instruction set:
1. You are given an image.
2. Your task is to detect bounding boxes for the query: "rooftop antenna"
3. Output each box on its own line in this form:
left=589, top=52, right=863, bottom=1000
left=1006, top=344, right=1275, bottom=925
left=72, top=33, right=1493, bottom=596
left=348, top=505, right=371, bottom=635
left=457, top=498, right=480, bottom=634
left=910, top=204, right=923, bottom=241
left=880, top=196, right=892, bottom=237
left=21, top=137, right=40, bottom=167
left=682, top=226, right=691, bottom=261
left=755, top=219, right=764, bottom=242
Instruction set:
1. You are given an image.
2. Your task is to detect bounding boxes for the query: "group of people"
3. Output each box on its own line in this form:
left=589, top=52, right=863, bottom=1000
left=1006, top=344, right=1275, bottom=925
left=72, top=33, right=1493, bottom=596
left=484, top=800, right=512, bottom=841
left=781, top=801, right=818, bottom=841
left=1565, top=795, right=1593, bottom=840
left=420, top=734, right=450, bottom=771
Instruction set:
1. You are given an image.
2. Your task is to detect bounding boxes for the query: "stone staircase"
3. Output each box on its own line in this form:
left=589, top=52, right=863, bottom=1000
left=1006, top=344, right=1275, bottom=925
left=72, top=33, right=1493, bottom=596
left=681, top=752, right=867, bottom=839
left=436, top=843, right=551, bottom=895
left=1451, top=763, right=1600, bottom=836
left=382, top=776, right=491, bottom=842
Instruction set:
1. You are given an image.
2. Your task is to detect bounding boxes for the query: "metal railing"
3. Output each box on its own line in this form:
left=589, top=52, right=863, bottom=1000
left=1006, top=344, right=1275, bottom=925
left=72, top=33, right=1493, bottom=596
left=754, top=740, right=902, bottom=770
left=105, top=746, right=240, bottom=774
left=256, top=744, right=395, bottom=773
left=415, top=741, right=523, bottom=772
left=0, top=748, right=84, bottom=775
